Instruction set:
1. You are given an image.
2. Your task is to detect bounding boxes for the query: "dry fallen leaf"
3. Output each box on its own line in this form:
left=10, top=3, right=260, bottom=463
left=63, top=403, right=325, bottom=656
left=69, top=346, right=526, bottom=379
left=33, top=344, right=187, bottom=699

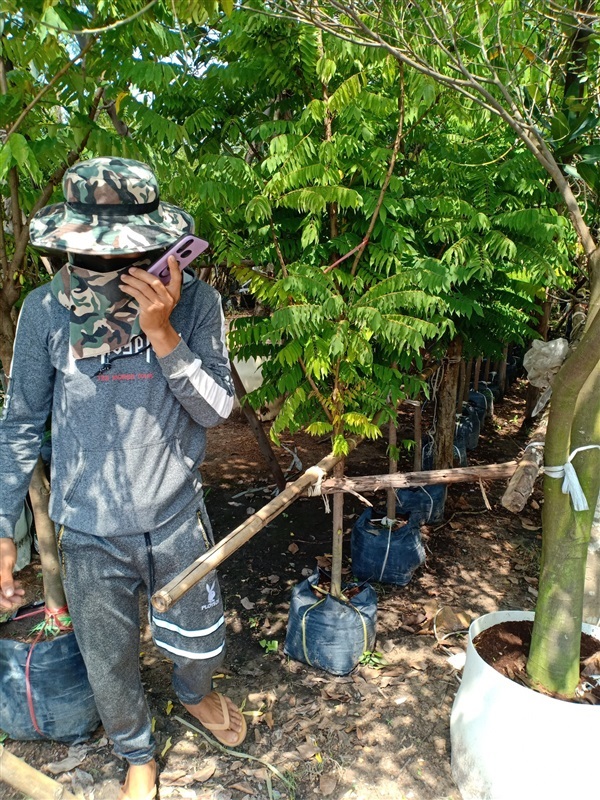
left=241, top=597, right=255, bottom=610
left=263, top=711, right=274, bottom=730
left=229, top=782, right=255, bottom=794
left=521, top=518, right=542, bottom=531
left=161, top=770, right=194, bottom=787
left=288, top=543, right=299, bottom=554
left=319, top=774, right=337, bottom=796
left=296, top=742, right=320, bottom=760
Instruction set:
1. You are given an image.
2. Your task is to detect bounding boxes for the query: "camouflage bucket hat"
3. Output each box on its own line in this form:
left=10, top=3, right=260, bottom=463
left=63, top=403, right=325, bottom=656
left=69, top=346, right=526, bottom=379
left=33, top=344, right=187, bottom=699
left=30, top=157, right=194, bottom=255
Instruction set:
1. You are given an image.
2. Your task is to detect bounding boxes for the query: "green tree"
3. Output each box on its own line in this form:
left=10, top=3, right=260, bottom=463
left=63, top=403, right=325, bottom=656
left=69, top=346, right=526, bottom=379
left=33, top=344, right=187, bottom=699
left=278, top=0, right=600, bottom=697
left=0, top=0, right=232, bottom=375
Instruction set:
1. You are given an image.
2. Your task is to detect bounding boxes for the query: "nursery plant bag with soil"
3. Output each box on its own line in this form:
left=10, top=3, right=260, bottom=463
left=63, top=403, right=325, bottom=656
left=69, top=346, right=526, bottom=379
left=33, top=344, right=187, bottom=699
left=395, top=484, right=447, bottom=524
left=477, top=383, right=495, bottom=416
left=0, top=629, right=100, bottom=742
left=461, top=403, right=480, bottom=450
left=284, top=571, right=377, bottom=676
left=468, top=390, right=487, bottom=424
left=351, top=508, right=425, bottom=585
left=453, top=419, right=469, bottom=467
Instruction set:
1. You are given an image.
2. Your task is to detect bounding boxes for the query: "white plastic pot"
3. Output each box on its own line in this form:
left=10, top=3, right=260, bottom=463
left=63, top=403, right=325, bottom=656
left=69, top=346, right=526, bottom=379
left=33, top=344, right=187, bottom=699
left=450, top=610, right=600, bottom=800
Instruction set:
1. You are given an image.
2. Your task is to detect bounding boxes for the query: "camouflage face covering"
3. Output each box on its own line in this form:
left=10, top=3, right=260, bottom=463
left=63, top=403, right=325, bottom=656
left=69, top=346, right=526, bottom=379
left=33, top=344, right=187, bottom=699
left=50, top=257, right=154, bottom=359
left=30, top=157, right=195, bottom=255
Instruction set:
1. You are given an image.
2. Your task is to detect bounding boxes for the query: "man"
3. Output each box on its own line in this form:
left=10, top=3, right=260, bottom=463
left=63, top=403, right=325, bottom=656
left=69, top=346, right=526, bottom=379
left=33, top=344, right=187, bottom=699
left=0, top=158, right=245, bottom=800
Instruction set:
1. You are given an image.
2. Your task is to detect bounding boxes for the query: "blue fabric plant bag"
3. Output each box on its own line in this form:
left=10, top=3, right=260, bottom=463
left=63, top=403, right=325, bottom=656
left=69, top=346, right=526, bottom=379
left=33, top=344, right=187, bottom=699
left=461, top=404, right=480, bottom=450
left=395, top=484, right=447, bottom=524
left=0, top=630, right=100, bottom=742
left=468, top=390, right=487, bottom=424
left=284, top=571, right=377, bottom=676
left=477, top=383, right=495, bottom=416
left=351, top=508, right=426, bottom=586
left=453, top=419, right=469, bottom=467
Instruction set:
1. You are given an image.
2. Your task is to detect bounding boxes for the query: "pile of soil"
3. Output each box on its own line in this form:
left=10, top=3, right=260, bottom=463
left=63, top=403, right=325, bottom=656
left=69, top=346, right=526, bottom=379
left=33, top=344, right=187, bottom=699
left=2, top=381, right=557, bottom=800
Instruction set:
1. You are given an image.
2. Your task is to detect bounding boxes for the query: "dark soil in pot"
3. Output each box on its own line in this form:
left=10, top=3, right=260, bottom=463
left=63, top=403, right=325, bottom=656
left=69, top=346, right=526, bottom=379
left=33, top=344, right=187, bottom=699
left=473, top=619, right=600, bottom=704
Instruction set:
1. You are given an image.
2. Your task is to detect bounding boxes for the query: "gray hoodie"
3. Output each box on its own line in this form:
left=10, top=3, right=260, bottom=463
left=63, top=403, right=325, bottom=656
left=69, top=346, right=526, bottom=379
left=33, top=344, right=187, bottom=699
left=0, top=273, right=234, bottom=539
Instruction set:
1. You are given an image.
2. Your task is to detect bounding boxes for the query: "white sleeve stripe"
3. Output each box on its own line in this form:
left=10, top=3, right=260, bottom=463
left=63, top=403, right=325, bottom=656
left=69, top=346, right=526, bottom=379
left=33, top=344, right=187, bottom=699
left=154, top=640, right=225, bottom=660
left=152, top=615, right=225, bottom=637
left=172, top=357, right=233, bottom=418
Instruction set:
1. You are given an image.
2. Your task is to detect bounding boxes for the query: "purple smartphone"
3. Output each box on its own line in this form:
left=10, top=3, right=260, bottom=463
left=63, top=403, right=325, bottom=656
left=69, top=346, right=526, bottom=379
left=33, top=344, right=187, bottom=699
left=147, top=234, right=209, bottom=284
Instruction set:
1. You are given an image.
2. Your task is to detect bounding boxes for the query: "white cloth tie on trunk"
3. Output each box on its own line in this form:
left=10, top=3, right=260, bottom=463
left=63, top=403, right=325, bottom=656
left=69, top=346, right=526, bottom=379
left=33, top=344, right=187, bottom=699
left=545, top=445, right=600, bottom=511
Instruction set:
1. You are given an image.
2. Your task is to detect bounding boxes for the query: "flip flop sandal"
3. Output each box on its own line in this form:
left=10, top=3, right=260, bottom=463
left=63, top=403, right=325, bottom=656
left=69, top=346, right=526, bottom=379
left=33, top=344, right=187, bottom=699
left=198, top=691, right=247, bottom=748
left=118, top=789, right=157, bottom=800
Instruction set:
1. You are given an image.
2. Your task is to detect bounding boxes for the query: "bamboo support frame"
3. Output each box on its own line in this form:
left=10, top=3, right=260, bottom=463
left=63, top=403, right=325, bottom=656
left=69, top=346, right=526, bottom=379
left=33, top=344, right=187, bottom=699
left=0, top=745, right=79, bottom=800
left=153, top=456, right=518, bottom=612
left=152, top=441, right=360, bottom=612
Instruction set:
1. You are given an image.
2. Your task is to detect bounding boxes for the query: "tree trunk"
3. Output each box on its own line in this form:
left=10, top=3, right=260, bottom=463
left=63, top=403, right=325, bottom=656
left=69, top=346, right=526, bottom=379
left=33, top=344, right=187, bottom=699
left=330, top=459, right=345, bottom=599
left=496, top=344, right=509, bottom=396
left=386, top=416, right=397, bottom=520
left=583, top=494, right=600, bottom=625
left=433, top=337, right=463, bottom=470
left=28, top=457, right=67, bottom=612
left=527, top=311, right=600, bottom=695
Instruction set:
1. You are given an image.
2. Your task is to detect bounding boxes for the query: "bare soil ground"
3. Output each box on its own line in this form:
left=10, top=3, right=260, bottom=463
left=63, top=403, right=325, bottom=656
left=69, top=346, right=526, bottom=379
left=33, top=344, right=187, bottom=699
left=2, top=381, right=544, bottom=800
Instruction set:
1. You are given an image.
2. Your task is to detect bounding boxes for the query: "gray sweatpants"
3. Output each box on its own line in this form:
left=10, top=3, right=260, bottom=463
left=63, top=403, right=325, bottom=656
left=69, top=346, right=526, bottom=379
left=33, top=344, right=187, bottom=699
left=57, top=502, right=225, bottom=765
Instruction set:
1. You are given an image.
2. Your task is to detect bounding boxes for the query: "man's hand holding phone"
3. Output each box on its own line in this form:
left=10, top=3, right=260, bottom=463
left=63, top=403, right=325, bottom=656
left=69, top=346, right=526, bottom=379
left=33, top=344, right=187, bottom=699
left=120, top=234, right=208, bottom=356
left=120, top=256, right=183, bottom=357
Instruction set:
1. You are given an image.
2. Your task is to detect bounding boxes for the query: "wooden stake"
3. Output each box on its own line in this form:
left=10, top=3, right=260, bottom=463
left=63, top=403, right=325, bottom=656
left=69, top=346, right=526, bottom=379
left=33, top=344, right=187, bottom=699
left=319, top=460, right=518, bottom=494
left=0, top=745, right=79, bottom=800
left=152, top=439, right=360, bottom=612
left=501, top=417, right=548, bottom=513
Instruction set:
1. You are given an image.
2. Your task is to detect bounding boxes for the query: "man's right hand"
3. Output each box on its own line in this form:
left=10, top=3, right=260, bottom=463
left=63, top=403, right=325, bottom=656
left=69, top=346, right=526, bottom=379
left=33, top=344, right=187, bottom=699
left=0, top=538, right=25, bottom=611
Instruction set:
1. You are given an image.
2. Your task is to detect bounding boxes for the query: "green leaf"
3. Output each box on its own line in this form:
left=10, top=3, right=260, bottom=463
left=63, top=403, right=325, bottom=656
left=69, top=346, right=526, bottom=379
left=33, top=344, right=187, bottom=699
left=577, top=162, right=599, bottom=194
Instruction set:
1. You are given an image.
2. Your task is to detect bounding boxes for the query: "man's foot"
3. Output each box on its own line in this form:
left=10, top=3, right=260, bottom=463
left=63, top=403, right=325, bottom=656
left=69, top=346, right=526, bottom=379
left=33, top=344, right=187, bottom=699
left=183, top=691, right=247, bottom=747
left=119, top=759, right=157, bottom=800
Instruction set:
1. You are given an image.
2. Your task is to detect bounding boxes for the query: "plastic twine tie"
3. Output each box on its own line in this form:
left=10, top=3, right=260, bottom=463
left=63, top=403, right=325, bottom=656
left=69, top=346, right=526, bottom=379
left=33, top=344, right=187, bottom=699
left=301, top=597, right=326, bottom=667
left=379, top=522, right=393, bottom=582
left=25, top=604, right=72, bottom=736
left=544, top=445, right=600, bottom=512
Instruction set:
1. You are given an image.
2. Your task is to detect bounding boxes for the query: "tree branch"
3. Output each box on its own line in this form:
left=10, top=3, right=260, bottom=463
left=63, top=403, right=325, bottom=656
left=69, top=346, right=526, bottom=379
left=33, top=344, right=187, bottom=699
left=5, top=36, right=97, bottom=140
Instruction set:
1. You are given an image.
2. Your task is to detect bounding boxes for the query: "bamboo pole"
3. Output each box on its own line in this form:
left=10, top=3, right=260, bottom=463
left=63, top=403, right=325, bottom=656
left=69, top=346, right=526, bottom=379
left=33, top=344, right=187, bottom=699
left=152, top=440, right=360, bottom=612
left=0, top=745, right=79, bottom=800
left=319, top=460, right=518, bottom=494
